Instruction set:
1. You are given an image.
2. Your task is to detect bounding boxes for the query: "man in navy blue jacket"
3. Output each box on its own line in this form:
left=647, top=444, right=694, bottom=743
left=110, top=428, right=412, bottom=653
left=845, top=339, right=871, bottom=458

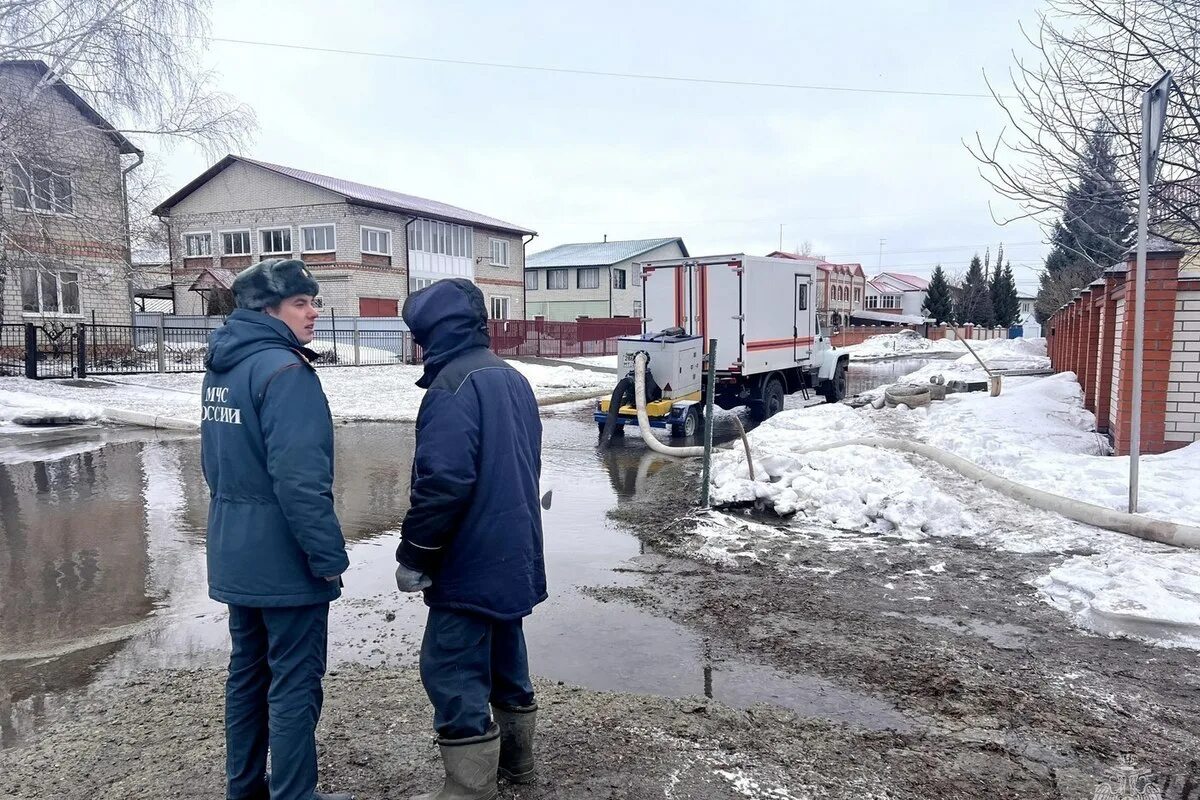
left=396, top=279, right=547, bottom=800
left=202, top=258, right=352, bottom=800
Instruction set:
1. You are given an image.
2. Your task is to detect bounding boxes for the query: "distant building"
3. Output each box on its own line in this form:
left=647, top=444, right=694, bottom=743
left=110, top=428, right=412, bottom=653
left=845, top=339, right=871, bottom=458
left=1, top=60, right=143, bottom=324
left=768, top=252, right=867, bottom=328
left=865, top=272, right=930, bottom=318
left=153, top=155, right=535, bottom=318
left=525, top=237, right=687, bottom=320
left=1018, top=293, right=1036, bottom=319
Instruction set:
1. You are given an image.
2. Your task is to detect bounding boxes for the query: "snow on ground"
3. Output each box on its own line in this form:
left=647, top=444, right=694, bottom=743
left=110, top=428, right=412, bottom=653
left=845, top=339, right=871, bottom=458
left=0, top=359, right=612, bottom=427
left=707, top=339, right=1200, bottom=650
left=569, top=355, right=619, bottom=370
left=839, top=330, right=963, bottom=361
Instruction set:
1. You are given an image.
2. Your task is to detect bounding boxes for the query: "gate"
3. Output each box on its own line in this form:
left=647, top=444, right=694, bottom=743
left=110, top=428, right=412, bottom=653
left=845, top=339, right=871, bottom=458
left=16, top=322, right=86, bottom=379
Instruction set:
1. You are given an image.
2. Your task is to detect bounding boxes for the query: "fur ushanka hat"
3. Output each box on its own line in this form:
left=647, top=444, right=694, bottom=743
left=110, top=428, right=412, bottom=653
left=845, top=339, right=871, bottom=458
left=232, top=258, right=320, bottom=311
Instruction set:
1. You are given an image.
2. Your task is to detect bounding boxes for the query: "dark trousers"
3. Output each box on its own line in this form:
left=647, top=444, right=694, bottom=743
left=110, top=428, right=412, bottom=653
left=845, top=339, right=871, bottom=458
left=225, top=603, right=329, bottom=800
left=419, top=607, right=536, bottom=740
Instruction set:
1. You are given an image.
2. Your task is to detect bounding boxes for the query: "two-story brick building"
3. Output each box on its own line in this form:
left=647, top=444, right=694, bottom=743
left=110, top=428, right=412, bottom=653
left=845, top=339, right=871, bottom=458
left=525, top=237, right=687, bottom=320
left=153, top=155, right=535, bottom=318
left=1, top=60, right=143, bottom=325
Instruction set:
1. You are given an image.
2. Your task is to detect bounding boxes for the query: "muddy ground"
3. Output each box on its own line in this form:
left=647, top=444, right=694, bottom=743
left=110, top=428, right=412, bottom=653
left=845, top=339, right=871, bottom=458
left=600, top=457, right=1200, bottom=799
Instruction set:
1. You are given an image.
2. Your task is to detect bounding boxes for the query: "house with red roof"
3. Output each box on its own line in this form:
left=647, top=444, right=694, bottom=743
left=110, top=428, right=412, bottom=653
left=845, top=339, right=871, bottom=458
left=767, top=252, right=867, bottom=328
left=865, top=272, right=930, bottom=318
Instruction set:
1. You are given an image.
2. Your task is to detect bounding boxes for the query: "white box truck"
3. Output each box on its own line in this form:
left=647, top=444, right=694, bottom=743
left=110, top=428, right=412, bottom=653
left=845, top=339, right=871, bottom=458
left=596, top=254, right=850, bottom=437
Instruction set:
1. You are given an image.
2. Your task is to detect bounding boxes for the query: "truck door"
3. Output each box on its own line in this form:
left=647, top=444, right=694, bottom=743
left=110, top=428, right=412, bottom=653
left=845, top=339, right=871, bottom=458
left=794, top=275, right=812, bottom=362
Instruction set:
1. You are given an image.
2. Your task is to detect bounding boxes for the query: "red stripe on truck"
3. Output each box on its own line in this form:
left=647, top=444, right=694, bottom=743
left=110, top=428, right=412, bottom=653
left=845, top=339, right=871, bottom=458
left=745, top=337, right=815, bottom=351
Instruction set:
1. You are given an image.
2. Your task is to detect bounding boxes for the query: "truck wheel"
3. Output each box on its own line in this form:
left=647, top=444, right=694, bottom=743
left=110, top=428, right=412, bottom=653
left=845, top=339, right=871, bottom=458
left=751, top=376, right=786, bottom=422
left=671, top=405, right=703, bottom=438
left=821, top=360, right=848, bottom=403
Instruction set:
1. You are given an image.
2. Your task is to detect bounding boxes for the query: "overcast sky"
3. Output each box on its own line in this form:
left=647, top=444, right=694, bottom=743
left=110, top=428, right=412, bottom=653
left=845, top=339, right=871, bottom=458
left=153, top=0, right=1050, bottom=292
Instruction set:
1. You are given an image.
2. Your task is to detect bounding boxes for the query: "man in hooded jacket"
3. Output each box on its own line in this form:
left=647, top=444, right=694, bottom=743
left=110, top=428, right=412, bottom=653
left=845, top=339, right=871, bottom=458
left=395, top=279, right=547, bottom=800
left=202, top=258, right=352, bottom=800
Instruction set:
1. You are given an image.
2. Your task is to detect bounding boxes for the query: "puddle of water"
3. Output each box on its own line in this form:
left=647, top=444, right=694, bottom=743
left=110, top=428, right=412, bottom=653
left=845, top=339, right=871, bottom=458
left=847, top=357, right=954, bottom=396
left=1, top=412, right=911, bottom=747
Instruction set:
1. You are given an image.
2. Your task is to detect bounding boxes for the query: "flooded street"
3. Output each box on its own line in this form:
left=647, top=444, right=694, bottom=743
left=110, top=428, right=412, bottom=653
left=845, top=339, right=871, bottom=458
left=0, top=355, right=919, bottom=750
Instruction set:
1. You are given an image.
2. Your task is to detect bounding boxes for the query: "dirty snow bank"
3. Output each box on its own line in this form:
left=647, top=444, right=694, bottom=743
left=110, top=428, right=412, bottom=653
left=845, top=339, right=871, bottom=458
left=840, top=330, right=963, bottom=361
left=707, top=364, right=1200, bottom=650
left=0, top=389, right=102, bottom=425
left=0, top=360, right=612, bottom=427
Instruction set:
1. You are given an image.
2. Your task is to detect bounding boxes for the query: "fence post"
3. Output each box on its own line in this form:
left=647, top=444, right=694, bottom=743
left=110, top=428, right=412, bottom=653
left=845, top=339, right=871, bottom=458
left=353, top=317, right=361, bottom=366
left=156, top=313, right=167, bottom=373
left=76, top=324, right=87, bottom=378
left=24, top=323, right=37, bottom=379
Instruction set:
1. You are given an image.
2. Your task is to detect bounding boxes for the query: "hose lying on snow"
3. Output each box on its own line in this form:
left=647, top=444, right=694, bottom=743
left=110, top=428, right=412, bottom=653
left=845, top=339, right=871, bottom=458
left=786, top=437, right=1200, bottom=550
left=634, top=352, right=706, bottom=457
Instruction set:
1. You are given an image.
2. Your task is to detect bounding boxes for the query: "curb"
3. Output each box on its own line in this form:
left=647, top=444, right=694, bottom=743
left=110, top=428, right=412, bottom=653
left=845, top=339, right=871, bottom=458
left=102, top=407, right=199, bottom=432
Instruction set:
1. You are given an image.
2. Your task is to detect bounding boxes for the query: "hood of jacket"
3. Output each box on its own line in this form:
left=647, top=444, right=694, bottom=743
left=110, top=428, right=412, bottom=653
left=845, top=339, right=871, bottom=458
left=402, top=279, right=491, bottom=388
left=205, top=308, right=315, bottom=373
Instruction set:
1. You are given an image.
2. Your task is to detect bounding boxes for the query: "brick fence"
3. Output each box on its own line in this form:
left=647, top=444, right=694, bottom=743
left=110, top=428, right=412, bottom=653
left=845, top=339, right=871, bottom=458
left=1046, top=238, right=1200, bottom=455
left=831, top=323, right=1009, bottom=348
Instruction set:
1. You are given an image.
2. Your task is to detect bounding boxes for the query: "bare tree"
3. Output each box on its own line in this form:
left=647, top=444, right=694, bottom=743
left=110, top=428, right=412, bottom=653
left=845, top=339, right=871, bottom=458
left=0, top=0, right=255, bottom=323
left=969, top=0, right=1200, bottom=259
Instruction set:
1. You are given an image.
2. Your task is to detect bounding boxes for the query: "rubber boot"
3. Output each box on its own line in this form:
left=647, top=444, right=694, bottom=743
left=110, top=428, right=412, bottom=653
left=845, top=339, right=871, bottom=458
left=492, top=703, right=537, bottom=784
left=411, top=723, right=500, bottom=800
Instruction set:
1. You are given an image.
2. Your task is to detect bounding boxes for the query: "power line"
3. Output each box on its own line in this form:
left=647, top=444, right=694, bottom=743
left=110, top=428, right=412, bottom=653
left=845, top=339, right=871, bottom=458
left=205, top=36, right=1008, bottom=100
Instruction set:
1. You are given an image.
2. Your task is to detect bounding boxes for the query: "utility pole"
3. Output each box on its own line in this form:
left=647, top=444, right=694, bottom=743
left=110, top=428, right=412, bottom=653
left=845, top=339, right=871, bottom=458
left=779, top=224, right=784, bottom=252
left=1130, top=71, right=1172, bottom=513
left=878, top=238, right=886, bottom=270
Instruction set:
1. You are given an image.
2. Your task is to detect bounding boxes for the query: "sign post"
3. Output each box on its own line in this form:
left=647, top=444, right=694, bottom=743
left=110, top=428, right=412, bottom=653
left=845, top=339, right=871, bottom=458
left=1130, top=71, right=1172, bottom=513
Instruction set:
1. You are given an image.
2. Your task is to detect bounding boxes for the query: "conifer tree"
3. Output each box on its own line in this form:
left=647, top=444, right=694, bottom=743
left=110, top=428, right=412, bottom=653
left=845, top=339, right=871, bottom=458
left=922, top=264, right=955, bottom=324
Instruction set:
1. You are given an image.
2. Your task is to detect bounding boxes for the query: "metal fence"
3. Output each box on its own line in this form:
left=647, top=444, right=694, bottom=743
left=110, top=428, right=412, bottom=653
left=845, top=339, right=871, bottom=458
left=8, top=316, right=639, bottom=379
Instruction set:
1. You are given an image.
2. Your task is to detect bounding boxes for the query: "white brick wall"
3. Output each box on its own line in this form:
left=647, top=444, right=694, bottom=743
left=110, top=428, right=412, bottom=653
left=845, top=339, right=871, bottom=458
left=1166, top=291, right=1200, bottom=442
left=1109, top=297, right=1125, bottom=434
left=1, top=65, right=135, bottom=325
left=472, top=228, right=526, bottom=319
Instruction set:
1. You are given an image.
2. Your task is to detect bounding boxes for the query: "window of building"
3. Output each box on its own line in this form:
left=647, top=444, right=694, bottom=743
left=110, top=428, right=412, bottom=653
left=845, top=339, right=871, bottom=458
left=882, top=294, right=902, bottom=309
left=21, top=269, right=80, bottom=315
left=184, top=232, right=212, bottom=257
left=221, top=230, right=252, bottom=256
left=410, top=277, right=437, bottom=293
left=798, top=284, right=809, bottom=311
left=490, top=296, right=510, bottom=320
left=613, top=268, right=627, bottom=289
left=633, top=300, right=642, bottom=317
left=489, top=238, right=509, bottom=267
left=410, top=218, right=471, bottom=257
left=11, top=163, right=73, bottom=213
left=578, top=268, right=600, bottom=289
left=854, top=288, right=861, bottom=303
left=259, top=227, right=292, bottom=255
left=865, top=295, right=879, bottom=310
left=301, top=224, right=336, bottom=253
left=361, top=226, right=391, bottom=256
left=525, top=270, right=538, bottom=290
left=548, top=269, right=568, bottom=290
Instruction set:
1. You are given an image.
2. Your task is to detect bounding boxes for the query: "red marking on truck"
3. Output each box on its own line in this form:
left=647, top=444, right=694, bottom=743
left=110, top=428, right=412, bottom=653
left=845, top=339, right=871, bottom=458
left=698, top=265, right=708, bottom=349
left=746, top=337, right=815, bottom=351
left=674, top=268, right=684, bottom=328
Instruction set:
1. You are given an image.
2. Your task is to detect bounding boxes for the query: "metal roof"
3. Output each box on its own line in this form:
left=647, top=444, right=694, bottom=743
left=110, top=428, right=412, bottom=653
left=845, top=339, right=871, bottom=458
left=154, top=155, right=535, bottom=235
left=527, top=238, right=687, bottom=268
left=0, top=60, right=141, bottom=156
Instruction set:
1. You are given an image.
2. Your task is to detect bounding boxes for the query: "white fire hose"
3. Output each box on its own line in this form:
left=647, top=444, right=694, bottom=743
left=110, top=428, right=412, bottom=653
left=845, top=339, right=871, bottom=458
left=633, top=352, right=707, bottom=457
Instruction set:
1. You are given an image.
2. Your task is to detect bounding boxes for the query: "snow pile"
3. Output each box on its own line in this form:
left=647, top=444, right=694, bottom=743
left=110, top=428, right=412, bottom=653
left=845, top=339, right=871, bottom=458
left=569, top=355, right=619, bottom=370
left=1036, top=549, right=1200, bottom=649
left=0, top=388, right=102, bottom=425
left=891, top=337, right=1050, bottom=387
left=918, top=373, right=1198, bottom=523
left=0, top=359, right=613, bottom=428
left=841, top=330, right=962, bottom=361
left=709, top=403, right=973, bottom=540
left=509, top=362, right=612, bottom=392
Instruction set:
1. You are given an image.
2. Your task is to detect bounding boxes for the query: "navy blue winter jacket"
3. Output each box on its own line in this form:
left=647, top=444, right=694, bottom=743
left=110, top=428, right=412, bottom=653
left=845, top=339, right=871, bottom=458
left=201, top=309, right=349, bottom=607
left=397, top=279, right=547, bottom=621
